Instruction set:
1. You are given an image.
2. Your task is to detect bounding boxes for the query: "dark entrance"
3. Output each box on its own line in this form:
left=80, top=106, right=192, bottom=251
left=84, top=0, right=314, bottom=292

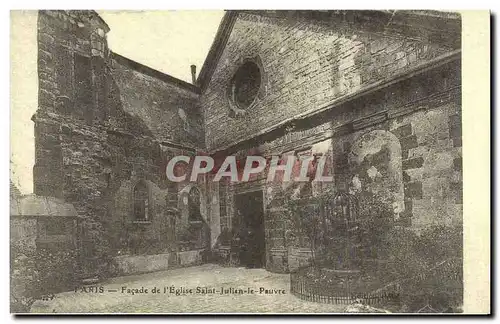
left=235, top=190, right=265, bottom=268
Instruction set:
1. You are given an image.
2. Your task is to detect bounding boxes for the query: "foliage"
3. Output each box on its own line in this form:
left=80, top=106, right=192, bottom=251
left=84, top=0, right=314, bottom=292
left=355, top=190, right=394, bottom=263
left=11, top=245, right=77, bottom=313
left=285, top=188, right=463, bottom=312
left=218, top=227, right=233, bottom=246
left=286, top=192, right=329, bottom=265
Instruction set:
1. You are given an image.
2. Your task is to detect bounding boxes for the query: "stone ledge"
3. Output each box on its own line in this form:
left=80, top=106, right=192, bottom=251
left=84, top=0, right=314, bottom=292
left=404, top=181, right=423, bottom=199
left=113, top=249, right=205, bottom=276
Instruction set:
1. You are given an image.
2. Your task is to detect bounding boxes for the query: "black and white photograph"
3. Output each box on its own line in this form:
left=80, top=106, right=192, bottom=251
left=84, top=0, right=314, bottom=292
left=8, top=9, right=490, bottom=314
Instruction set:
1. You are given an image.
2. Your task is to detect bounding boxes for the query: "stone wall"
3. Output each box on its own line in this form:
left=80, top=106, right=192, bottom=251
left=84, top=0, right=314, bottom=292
left=33, top=11, right=208, bottom=276
left=110, top=54, right=204, bottom=148
left=202, top=11, right=461, bottom=151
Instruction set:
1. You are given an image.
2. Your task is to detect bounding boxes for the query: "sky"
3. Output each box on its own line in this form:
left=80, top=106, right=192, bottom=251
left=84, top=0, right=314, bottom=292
left=10, top=10, right=224, bottom=194
left=98, top=10, right=224, bottom=83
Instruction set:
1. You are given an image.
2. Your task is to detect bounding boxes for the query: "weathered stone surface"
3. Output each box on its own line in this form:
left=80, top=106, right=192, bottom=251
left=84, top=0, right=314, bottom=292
left=453, top=157, right=462, bottom=171
left=267, top=248, right=288, bottom=273
left=349, top=130, right=404, bottom=213
left=453, top=137, right=462, bottom=147
left=287, top=248, right=313, bottom=272
left=448, top=114, right=462, bottom=139
left=178, top=249, right=204, bottom=266
left=404, top=181, right=423, bottom=199
left=450, top=182, right=463, bottom=204
left=402, top=171, right=411, bottom=182
left=400, top=134, right=419, bottom=151
left=403, top=157, right=424, bottom=170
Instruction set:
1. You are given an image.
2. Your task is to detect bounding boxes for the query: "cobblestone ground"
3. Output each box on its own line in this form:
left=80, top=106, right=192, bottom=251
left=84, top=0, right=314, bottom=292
left=31, top=264, right=345, bottom=313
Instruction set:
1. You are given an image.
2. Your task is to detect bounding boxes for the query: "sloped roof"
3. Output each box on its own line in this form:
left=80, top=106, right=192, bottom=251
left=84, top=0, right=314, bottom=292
left=196, top=10, right=461, bottom=91
left=10, top=195, right=78, bottom=217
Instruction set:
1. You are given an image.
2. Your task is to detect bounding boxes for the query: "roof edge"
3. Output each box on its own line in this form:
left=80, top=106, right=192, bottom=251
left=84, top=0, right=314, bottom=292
left=195, top=10, right=461, bottom=93
left=111, top=51, right=201, bottom=95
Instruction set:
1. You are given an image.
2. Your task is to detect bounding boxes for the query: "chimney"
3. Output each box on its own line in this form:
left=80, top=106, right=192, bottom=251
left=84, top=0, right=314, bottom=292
left=190, top=64, right=197, bottom=84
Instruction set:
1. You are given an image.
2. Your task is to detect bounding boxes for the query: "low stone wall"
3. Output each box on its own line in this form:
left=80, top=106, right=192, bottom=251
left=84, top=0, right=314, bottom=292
left=10, top=217, right=37, bottom=253
left=178, top=249, right=204, bottom=266
left=266, top=247, right=315, bottom=273
left=113, top=249, right=205, bottom=276
left=266, top=248, right=288, bottom=273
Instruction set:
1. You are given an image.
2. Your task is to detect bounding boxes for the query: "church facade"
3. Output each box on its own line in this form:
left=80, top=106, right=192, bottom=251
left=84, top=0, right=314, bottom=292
left=33, top=10, right=462, bottom=276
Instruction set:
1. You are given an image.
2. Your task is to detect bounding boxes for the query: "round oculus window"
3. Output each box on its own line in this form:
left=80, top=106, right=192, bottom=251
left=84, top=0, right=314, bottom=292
left=231, top=61, right=262, bottom=109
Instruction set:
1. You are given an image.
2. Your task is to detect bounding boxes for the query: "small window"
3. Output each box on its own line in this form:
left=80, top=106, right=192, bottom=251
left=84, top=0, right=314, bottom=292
left=55, top=47, right=73, bottom=100
left=74, top=53, right=93, bottom=121
left=230, top=61, right=261, bottom=110
left=133, top=181, right=149, bottom=221
left=296, top=149, right=314, bottom=197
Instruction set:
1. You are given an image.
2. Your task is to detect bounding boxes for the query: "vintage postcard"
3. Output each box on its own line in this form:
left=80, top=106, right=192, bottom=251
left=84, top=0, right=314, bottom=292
left=9, top=9, right=490, bottom=314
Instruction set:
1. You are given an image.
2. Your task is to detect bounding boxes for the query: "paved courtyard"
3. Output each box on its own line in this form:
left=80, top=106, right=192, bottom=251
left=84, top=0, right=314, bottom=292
left=31, top=264, right=345, bottom=313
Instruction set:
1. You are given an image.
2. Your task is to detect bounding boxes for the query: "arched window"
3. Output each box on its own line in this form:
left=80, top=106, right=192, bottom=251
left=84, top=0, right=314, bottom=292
left=188, top=187, right=202, bottom=222
left=133, top=181, right=149, bottom=221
